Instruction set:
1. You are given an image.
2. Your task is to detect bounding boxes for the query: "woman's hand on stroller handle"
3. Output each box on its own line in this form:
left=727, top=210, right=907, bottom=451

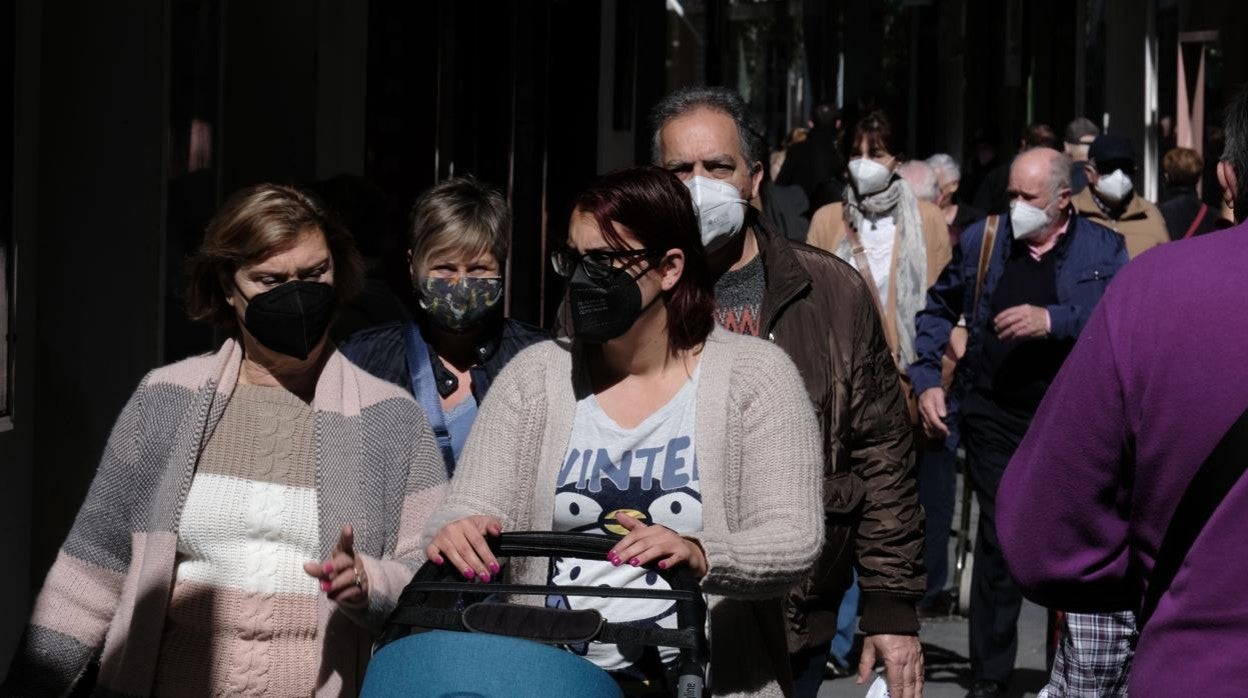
left=426, top=516, right=504, bottom=583
left=608, top=512, right=707, bottom=577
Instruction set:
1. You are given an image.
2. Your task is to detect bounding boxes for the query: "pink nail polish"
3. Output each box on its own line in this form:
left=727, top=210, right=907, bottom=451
left=629, top=558, right=640, bottom=567
left=463, top=568, right=475, bottom=580
left=320, top=580, right=331, bottom=592
left=433, top=554, right=444, bottom=565
left=658, top=561, right=668, bottom=570
left=611, top=558, right=621, bottom=567
left=323, top=562, right=334, bottom=575
left=480, top=572, right=491, bottom=583
left=488, top=562, right=500, bottom=574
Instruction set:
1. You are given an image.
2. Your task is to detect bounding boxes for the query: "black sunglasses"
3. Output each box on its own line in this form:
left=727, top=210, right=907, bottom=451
left=550, top=247, right=664, bottom=281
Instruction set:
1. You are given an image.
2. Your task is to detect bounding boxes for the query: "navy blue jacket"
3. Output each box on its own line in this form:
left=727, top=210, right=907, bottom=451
left=339, top=318, right=547, bottom=402
left=908, top=212, right=1128, bottom=422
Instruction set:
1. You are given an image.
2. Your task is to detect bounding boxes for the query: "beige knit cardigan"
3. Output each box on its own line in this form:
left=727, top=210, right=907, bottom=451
left=4, top=340, right=447, bottom=696
left=423, top=327, right=825, bottom=697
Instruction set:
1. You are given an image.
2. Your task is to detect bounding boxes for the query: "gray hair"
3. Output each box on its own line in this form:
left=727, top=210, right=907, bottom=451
left=897, top=160, right=940, bottom=203
left=650, top=86, right=767, bottom=170
left=1064, top=117, right=1100, bottom=144
left=925, top=153, right=961, bottom=186
left=1044, top=148, right=1074, bottom=200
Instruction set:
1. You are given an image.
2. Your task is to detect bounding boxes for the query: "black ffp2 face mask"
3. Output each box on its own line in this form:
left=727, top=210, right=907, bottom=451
left=567, top=261, right=652, bottom=344
left=240, top=280, right=336, bottom=360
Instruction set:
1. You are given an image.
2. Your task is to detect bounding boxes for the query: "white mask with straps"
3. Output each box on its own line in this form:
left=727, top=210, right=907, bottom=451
left=1009, top=200, right=1054, bottom=241
left=1095, top=169, right=1134, bottom=204
left=848, top=158, right=893, bottom=196
left=685, top=175, right=748, bottom=251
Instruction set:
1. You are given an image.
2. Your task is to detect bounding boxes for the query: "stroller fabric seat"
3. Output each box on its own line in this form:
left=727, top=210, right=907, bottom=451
left=360, top=629, right=624, bottom=698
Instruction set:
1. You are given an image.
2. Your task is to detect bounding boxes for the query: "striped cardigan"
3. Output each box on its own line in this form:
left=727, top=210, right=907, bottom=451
left=4, top=340, right=447, bottom=696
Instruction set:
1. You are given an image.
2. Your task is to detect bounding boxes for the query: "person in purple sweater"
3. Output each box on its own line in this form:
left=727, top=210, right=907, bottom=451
left=998, top=84, right=1248, bottom=698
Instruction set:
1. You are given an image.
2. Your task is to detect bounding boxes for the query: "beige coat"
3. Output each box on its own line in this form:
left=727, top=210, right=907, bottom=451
left=1074, top=188, right=1169, bottom=259
left=806, top=200, right=952, bottom=360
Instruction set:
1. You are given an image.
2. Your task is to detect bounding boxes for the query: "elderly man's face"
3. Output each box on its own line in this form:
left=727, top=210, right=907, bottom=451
left=658, top=107, right=762, bottom=202
left=1007, top=151, right=1069, bottom=214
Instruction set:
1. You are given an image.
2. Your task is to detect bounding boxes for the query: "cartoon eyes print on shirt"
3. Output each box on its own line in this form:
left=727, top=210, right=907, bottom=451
left=555, top=491, right=606, bottom=534
left=648, top=490, right=703, bottom=532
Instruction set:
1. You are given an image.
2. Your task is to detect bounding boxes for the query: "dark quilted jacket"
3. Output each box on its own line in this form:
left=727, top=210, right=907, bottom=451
left=749, top=222, right=924, bottom=646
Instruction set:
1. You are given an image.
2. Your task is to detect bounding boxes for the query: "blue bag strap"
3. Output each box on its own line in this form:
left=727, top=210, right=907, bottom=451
left=404, top=322, right=457, bottom=475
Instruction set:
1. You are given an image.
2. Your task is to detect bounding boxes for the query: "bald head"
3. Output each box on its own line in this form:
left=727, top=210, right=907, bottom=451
left=1009, top=147, right=1072, bottom=208
left=1008, top=147, right=1073, bottom=239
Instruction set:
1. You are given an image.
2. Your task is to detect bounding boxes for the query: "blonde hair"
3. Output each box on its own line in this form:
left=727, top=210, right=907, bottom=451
left=409, top=176, right=510, bottom=275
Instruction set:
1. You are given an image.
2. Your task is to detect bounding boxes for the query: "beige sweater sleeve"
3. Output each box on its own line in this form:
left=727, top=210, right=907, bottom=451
left=806, top=202, right=846, bottom=254
left=697, top=342, right=825, bottom=599
left=422, top=346, right=547, bottom=544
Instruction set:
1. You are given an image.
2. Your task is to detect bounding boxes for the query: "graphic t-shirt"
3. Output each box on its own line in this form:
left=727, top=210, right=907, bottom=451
left=547, top=367, right=702, bottom=675
left=713, top=253, right=765, bottom=336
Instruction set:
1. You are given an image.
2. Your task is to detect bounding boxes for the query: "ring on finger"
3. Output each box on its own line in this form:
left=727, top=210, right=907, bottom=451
left=353, top=566, right=363, bottom=589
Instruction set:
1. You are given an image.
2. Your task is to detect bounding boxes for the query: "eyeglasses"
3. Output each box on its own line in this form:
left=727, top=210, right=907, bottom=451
left=550, top=247, right=663, bottom=281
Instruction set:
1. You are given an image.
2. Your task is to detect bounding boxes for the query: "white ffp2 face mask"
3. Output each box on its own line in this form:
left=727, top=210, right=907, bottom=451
left=685, top=175, right=747, bottom=251
left=848, top=158, right=893, bottom=196
left=1009, top=200, right=1053, bottom=241
left=1095, top=169, right=1134, bottom=204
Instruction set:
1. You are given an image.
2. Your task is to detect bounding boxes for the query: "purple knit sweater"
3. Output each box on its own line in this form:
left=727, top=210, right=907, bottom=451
left=999, top=221, right=1248, bottom=696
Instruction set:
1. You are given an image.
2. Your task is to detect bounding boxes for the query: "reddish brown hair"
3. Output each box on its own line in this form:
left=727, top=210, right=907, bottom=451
left=1162, top=147, right=1204, bottom=187
left=185, top=183, right=364, bottom=332
left=573, top=166, right=715, bottom=353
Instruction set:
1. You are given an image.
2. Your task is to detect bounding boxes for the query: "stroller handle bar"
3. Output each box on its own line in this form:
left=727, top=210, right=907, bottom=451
left=379, top=530, right=710, bottom=695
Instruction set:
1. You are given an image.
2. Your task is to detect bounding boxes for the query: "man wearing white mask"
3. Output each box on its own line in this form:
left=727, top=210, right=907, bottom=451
left=1073, top=133, right=1169, bottom=259
left=651, top=87, right=926, bottom=698
left=909, top=147, right=1128, bottom=698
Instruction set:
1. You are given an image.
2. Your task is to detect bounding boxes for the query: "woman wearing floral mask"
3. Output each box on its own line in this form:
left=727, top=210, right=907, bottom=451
left=4, top=184, right=448, bottom=696
left=340, top=176, right=546, bottom=475
left=423, top=166, right=823, bottom=696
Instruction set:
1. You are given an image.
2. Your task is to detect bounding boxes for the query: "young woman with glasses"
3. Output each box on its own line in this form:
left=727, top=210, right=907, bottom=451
left=422, top=166, right=824, bottom=696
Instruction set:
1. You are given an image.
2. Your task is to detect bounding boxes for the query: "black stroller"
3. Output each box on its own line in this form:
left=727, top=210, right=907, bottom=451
left=361, top=531, right=709, bottom=698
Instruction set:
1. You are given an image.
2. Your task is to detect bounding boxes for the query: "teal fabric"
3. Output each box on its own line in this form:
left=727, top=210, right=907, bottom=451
left=361, top=630, right=622, bottom=698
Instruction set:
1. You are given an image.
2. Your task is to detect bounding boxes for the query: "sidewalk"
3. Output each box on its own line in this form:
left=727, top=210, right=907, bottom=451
left=819, top=467, right=1051, bottom=698
left=816, top=600, right=1050, bottom=698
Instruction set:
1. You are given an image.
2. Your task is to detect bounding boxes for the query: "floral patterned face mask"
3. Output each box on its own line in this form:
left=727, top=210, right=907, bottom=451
left=416, top=276, right=504, bottom=332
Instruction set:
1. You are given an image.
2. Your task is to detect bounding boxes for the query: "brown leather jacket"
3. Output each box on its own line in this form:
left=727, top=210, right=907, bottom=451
left=751, top=221, right=924, bottom=648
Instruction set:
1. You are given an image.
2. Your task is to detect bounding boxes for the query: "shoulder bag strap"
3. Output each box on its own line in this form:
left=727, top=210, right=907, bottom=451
left=845, top=224, right=900, bottom=361
left=1139, top=405, right=1248, bottom=628
left=1182, top=203, right=1209, bottom=240
left=403, top=322, right=457, bottom=474
left=973, top=215, right=999, bottom=321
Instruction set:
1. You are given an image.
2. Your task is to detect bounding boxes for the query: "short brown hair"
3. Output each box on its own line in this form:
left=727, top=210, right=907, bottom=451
left=1162, top=147, right=1204, bottom=187
left=409, top=176, right=511, bottom=276
left=185, top=183, right=364, bottom=331
left=1023, top=123, right=1059, bottom=150
left=851, top=110, right=899, bottom=158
